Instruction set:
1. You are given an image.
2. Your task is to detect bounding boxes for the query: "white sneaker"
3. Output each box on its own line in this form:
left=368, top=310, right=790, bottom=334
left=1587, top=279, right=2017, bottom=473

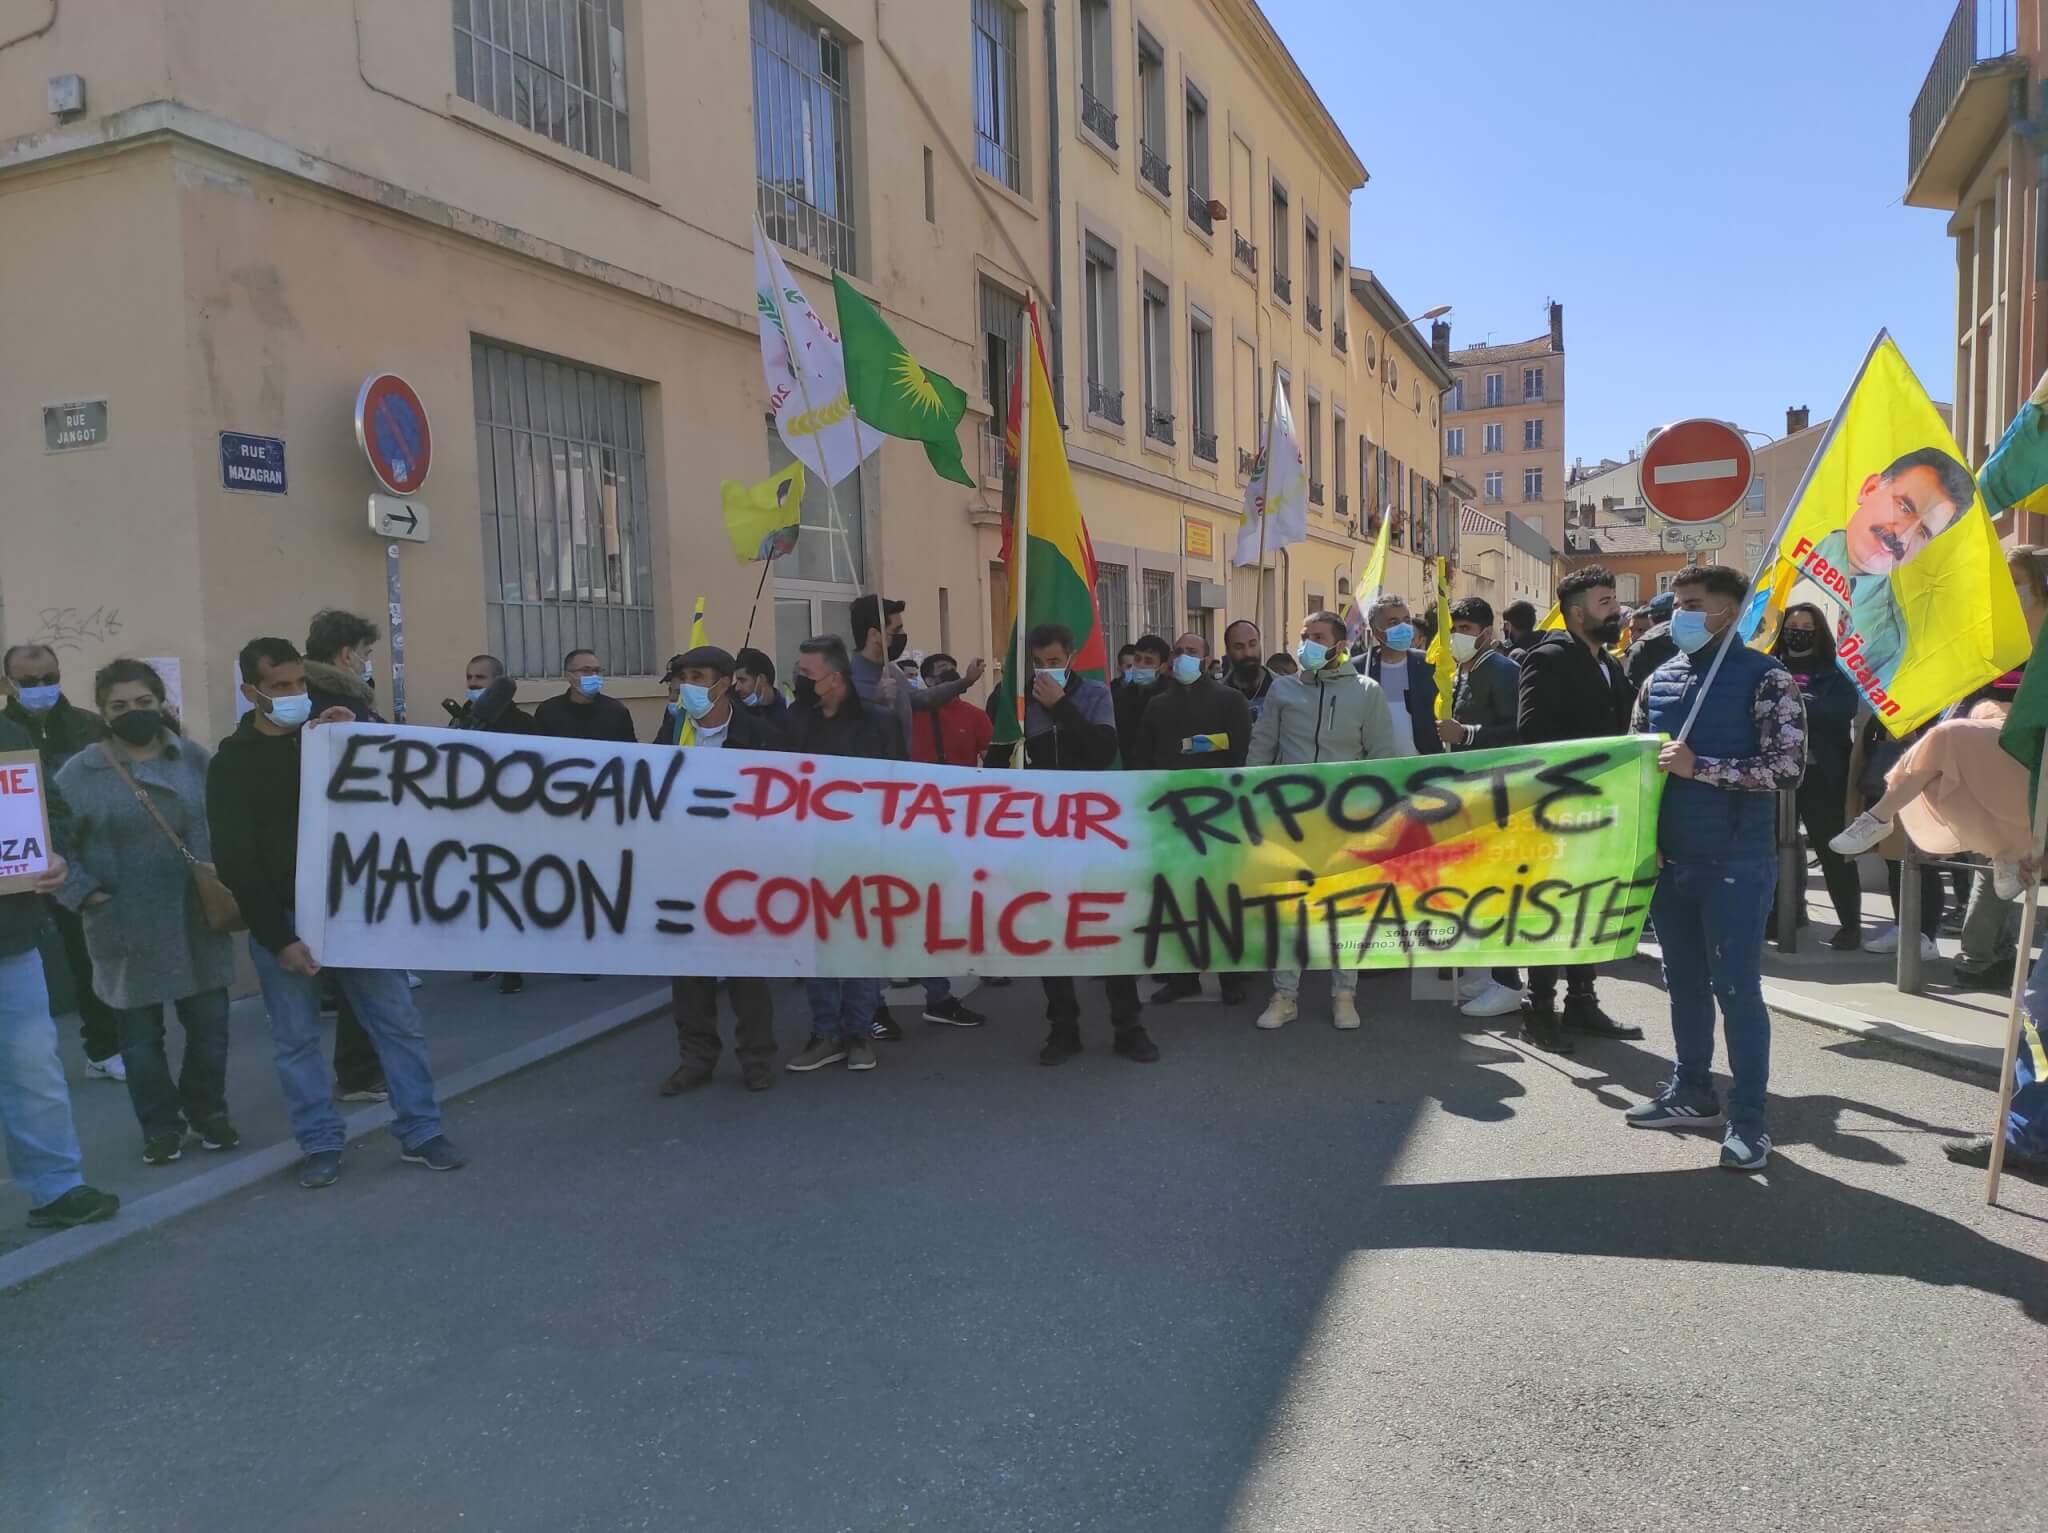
left=1331, top=992, right=1361, bottom=1030
left=1455, top=971, right=1488, bottom=1002
left=87, top=1054, right=128, bottom=1082
left=1460, top=981, right=1525, bottom=1018
left=1918, top=932, right=1940, bottom=962
left=1863, top=922, right=1900, bottom=954
left=1256, top=994, right=1297, bottom=1030
left=1829, top=811, right=1892, bottom=857
left=1994, top=859, right=2028, bottom=901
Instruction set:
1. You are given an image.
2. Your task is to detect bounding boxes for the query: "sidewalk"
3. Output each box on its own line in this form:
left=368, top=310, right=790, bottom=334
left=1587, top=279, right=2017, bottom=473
left=1, top=967, right=668, bottom=1271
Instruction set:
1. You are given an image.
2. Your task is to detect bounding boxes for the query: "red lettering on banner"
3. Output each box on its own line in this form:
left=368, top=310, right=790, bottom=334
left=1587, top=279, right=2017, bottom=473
left=950, top=784, right=1006, bottom=836
left=899, top=782, right=956, bottom=834
left=734, top=766, right=800, bottom=820
left=1064, top=890, right=1125, bottom=950
left=810, top=779, right=859, bottom=823
left=0, top=766, right=34, bottom=794
left=811, top=875, right=868, bottom=940
left=757, top=877, right=809, bottom=935
left=985, top=793, right=1029, bottom=839
left=730, top=765, right=1130, bottom=847
left=1792, top=536, right=1852, bottom=602
left=998, top=891, right=1053, bottom=954
left=860, top=780, right=916, bottom=826
left=925, top=884, right=968, bottom=954
left=1031, top=795, right=1071, bottom=838
left=1067, top=792, right=1128, bottom=851
left=705, top=869, right=758, bottom=934
left=867, top=875, right=919, bottom=946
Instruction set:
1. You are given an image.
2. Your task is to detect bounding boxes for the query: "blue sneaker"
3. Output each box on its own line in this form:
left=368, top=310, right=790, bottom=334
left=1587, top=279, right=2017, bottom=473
left=1625, top=1083, right=1726, bottom=1131
left=1720, top=1127, right=1771, bottom=1172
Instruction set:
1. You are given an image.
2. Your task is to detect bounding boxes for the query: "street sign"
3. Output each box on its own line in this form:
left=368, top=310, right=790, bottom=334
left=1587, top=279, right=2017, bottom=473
left=219, top=432, right=287, bottom=494
left=43, top=399, right=108, bottom=452
left=1638, top=417, right=1753, bottom=524
left=1659, top=522, right=1726, bottom=554
left=368, top=493, right=431, bottom=543
left=354, top=372, right=432, bottom=496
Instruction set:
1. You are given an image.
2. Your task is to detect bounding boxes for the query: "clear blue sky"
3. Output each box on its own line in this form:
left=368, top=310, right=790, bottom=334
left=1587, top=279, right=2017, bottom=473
left=1261, top=0, right=1960, bottom=463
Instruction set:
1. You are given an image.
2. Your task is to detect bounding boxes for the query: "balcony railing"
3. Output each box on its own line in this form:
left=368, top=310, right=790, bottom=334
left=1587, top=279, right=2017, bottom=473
left=1187, top=187, right=1213, bottom=233
left=1140, top=143, right=1171, bottom=196
left=1145, top=408, right=1175, bottom=446
left=1194, top=428, right=1218, bottom=463
left=1336, top=492, right=1350, bottom=519
left=1305, top=300, right=1322, bottom=331
left=1081, top=88, right=1118, bottom=149
left=1087, top=379, right=1124, bottom=424
left=1909, top=0, right=2019, bottom=184
left=1333, top=322, right=1348, bottom=354
left=1309, top=480, right=1325, bottom=506
left=1233, top=231, right=1257, bottom=271
left=1272, top=269, right=1291, bottom=303
left=1237, top=446, right=1256, bottom=476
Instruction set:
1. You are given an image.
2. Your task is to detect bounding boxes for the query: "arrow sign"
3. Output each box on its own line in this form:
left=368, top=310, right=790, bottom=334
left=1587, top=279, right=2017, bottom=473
left=367, top=494, right=431, bottom=544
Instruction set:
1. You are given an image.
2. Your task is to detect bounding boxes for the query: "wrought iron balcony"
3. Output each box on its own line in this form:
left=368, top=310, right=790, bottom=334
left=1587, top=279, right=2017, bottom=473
left=1087, top=380, right=1124, bottom=424
left=1188, top=188, right=1213, bottom=233
left=1237, top=446, right=1256, bottom=476
left=1081, top=88, right=1118, bottom=149
left=1233, top=231, right=1257, bottom=271
left=1336, top=492, right=1350, bottom=519
left=1272, top=269, right=1291, bottom=303
left=1309, top=480, right=1325, bottom=506
left=1305, top=300, right=1322, bottom=331
left=1140, top=143, right=1171, bottom=196
left=1333, top=323, right=1348, bottom=354
left=1907, top=0, right=2023, bottom=207
left=1194, top=428, right=1218, bottom=463
left=1145, top=408, right=1175, bottom=446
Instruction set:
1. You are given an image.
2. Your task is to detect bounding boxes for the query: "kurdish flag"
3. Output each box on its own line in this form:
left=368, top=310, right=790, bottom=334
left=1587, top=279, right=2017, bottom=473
left=989, top=301, right=1110, bottom=744
left=832, top=273, right=974, bottom=486
left=1981, top=364, right=2048, bottom=519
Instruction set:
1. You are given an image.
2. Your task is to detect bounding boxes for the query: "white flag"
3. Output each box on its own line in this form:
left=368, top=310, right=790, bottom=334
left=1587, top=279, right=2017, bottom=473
left=753, top=220, right=878, bottom=487
left=1233, top=372, right=1309, bottom=567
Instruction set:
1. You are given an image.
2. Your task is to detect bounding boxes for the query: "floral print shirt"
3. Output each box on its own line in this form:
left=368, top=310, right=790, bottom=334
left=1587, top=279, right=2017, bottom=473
left=1631, top=664, right=1807, bottom=791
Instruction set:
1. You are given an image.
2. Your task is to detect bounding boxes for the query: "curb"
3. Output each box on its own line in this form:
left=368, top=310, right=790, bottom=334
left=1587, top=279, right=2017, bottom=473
left=0, top=987, right=668, bottom=1295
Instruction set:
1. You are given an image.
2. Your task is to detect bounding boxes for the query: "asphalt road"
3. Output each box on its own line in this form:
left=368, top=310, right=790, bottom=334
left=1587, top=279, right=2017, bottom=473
left=3, top=969, right=2044, bottom=1532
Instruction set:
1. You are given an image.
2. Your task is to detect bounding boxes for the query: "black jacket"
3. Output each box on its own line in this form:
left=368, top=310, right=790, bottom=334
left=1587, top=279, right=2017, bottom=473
left=676, top=701, right=788, bottom=754
left=1516, top=629, right=1635, bottom=744
left=1134, top=675, right=1251, bottom=769
left=302, top=659, right=382, bottom=724
left=1008, top=675, right=1119, bottom=772
left=205, top=713, right=308, bottom=955
left=1361, top=649, right=1446, bottom=755
left=1624, top=625, right=1679, bottom=693
left=533, top=691, right=639, bottom=743
left=1110, top=676, right=1162, bottom=763
left=1780, top=651, right=1857, bottom=782
left=786, top=689, right=903, bottom=761
left=3, top=693, right=105, bottom=777
left=1450, top=649, right=1521, bottom=750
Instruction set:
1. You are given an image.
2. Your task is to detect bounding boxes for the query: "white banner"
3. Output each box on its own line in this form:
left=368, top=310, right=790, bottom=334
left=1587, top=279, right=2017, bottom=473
left=0, top=751, right=52, bottom=895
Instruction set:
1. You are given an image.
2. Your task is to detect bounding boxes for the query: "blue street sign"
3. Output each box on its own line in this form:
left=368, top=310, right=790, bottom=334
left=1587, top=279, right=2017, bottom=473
left=219, top=432, right=288, bottom=495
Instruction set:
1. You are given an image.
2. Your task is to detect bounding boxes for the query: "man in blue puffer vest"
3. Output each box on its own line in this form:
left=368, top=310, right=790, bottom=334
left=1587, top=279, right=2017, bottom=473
left=1628, top=564, right=1807, bottom=1172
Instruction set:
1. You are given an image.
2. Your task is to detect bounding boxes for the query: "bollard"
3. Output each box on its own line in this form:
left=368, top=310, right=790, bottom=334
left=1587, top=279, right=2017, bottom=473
left=1774, top=789, right=1801, bottom=953
left=1898, top=840, right=1923, bottom=994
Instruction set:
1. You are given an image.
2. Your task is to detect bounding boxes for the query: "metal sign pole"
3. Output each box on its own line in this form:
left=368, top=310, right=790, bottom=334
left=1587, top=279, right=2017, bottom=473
left=386, top=542, right=407, bottom=725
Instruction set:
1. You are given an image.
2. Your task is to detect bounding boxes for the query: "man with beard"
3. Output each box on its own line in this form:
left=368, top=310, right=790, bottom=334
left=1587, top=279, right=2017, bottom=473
left=1222, top=619, right=1276, bottom=720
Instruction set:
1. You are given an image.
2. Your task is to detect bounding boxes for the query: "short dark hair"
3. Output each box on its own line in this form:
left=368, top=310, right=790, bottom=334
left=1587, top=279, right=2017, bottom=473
left=734, top=646, right=776, bottom=684
left=3, top=643, right=57, bottom=676
left=468, top=654, right=506, bottom=679
left=1304, top=609, right=1348, bottom=644
left=1133, top=633, right=1172, bottom=661
left=1224, top=618, right=1261, bottom=644
left=93, top=658, right=166, bottom=707
left=1883, top=446, right=1974, bottom=517
left=920, top=651, right=957, bottom=679
left=563, top=647, right=599, bottom=670
left=1116, top=643, right=1138, bottom=663
left=798, top=633, right=852, bottom=681
left=1671, top=563, right=1749, bottom=602
left=1450, top=596, right=1495, bottom=628
left=1502, top=601, right=1537, bottom=630
left=304, top=609, right=379, bottom=663
left=850, top=594, right=906, bottom=647
left=1175, top=631, right=1210, bottom=657
left=1026, top=622, right=1075, bottom=655
left=1266, top=651, right=1297, bottom=671
left=1556, top=566, right=1615, bottom=613
left=239, top=637, right=301, bottom=684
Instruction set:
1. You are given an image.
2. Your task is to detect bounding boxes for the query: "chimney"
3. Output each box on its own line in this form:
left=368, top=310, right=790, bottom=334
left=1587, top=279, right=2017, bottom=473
left=1548, top=301, right=1564, bottom=352
left=1786, top=404, right=1810, bottom=435
left=1431, top=318, right=1451, bottom=362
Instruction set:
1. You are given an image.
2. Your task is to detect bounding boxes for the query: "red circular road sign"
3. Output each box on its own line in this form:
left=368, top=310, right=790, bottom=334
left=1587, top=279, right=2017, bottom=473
left=1638, top=417, right=1753, bottom=524
left=354, top=373, right=433, bottom=496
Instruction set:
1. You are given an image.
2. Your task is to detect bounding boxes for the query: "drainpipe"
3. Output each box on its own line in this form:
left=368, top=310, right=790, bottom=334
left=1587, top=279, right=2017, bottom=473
left=1044, top=0, right=1065, bottom=424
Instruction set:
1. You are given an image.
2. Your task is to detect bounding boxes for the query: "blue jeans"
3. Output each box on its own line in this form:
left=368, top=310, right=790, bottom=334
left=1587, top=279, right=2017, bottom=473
left=805, top=978, right=881, bottom=1041
left=2012, top=946, right=2048, bottom=1157
left=248, top=936, right=442, bottom=1154
left=921, top=978, right=952, bottom=1005
left=0, top=948, right=86, bottom=1206
left=1652, top=857, right=1775, bottom=1133
left=114, top=988, right=230, bottom=1141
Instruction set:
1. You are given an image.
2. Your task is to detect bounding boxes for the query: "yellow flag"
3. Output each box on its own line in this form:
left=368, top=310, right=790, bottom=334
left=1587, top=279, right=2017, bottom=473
left=1427, top=557, right=1457, bottom=720
left=1537, top=600, right=1566, bottom=632
left=1737, top=331, right=2031, bottom=734
left=675, top=595, right=709, bottom=747
left=1343, top=502, right=1395, bottom=644
left=720, top=464, right=805, bottom=564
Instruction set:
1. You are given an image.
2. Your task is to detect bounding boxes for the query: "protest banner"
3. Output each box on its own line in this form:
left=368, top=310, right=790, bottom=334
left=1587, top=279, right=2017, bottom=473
left=296, top=726, right=1665, bottom=979
left=0, top=750, right=53, bottom=896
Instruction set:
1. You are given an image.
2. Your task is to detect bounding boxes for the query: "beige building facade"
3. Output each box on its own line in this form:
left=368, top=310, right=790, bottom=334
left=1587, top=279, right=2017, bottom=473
left=0, top=0, right=1397, bottom=741
left=1443, top=305, right=1566, bottom=553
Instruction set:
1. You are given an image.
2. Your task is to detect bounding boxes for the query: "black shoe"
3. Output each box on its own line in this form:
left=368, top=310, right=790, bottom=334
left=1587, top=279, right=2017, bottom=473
left=923, top=997, right=985, bottom=1027
left=1561, top=995, right=1642, bottom=1040
left=26, top=1184, right=119, bottom=1228
left=1147, top=976, right=1202, bottom=1005
left=194, top=1113, right=241, bottom=1151
left=142, top=1132, right=184, bottom=1165
left=498, top=972, right=525, bottom=995
left=659, top=1064, right=714, bottom=1096
left=1219, top=979, right=1247, bottom=1005
left=400, top=1135, right=468, bottom=1171
left=1826, top=928, right=1862, bottom=951
left=1112, top=1025, right=1161, bottom=1063
left=1038, top=1025, right=1083, bottom=1066
left=298, top=1150, right=342, bottom=1189
left=870, top=1006, right=905, bottom=1042
left=741, top=1060, right=774, bottom=1092
left=1518, top=1004, right=1576, bottom=1055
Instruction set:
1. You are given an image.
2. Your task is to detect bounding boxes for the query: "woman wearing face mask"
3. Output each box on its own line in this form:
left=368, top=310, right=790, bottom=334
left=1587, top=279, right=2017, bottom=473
left=52, top=660, right=240, bottom=1166
left=1764, top=604, right=1863, bottom=945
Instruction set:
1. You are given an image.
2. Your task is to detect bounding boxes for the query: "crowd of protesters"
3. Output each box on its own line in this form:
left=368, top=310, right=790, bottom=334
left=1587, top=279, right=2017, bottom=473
left=5, top=552, right=2047, bottom=1228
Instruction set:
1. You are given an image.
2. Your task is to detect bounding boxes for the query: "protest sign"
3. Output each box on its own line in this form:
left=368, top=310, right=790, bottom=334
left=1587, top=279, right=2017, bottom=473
left=0, top=751, right=54, bottom=896
left=297, top=727, right=1664, bottom=979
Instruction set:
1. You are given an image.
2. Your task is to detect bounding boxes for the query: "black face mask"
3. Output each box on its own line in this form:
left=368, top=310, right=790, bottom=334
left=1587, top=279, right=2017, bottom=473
left=930, top=671, right=959, bottom=688
left=108, top=709, right=162, bottom=746
left=793, top=676, right=820, bottom=707
left=887, top=632, right=908, bottom=661
left=1782, top=633, right=1817, bottom=655
left=1590, top=615, right=1624, bottom=646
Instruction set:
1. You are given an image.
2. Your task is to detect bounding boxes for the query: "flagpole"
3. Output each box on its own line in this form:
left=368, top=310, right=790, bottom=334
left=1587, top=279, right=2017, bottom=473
left=1253, top=365, right=1271, bottom=641
left=739, top=560, right=773, bottom=652
left=1012, top=303, right=1036, bottom=749
left=1986, top=757, right=2048, bottom=1204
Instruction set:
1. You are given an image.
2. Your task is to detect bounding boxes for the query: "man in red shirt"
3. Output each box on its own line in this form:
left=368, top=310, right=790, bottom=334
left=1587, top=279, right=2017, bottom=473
left=910, top=652, right=993, bottom=767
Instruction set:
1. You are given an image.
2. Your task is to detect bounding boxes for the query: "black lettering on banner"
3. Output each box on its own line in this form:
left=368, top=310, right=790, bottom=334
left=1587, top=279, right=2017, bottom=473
left=1253, top=775, right=1324, bottom=844
left=1192, top=879, right=1247, bottom=967
left=1411, top=884, right=1468, bottom=952
left=1326, top=772, right=1400, bottom=833
left=489, top=753, right=545, bottom=814
left=1520, top=879, right=1570, bottom=943
left=1567, top=878, right=1612, bottom=947
left=628, top=756, right=684, bottom=822
left=470, top=843, right=527, bottom=931
left=326, top=736, right=392, bottom=803
left=386, top=738, right=439, bottom=808
left=1146, top=786, right=1241, bottom=855
left=1593, top=876, right=1657, bottom=946
left=328, top=832, right=381, bottom=919
left=523, top=854, right=578, bottom=928
left=1399, top=766, right=1469, bottom=826
left=579, top=851, right=633, bottom=938
left=374, top=838, right=424, bottom=924
left=1359, top=883, right=1412, bottom=955
left=442, top=743, right=496, bottom=811
left=581, top=758, right=626, bottom=824
left=1137, top=875, right=1196, bottom=967
left=537, top=756, right=599, bottom=817
left=1530, top=751, right=1615, bottom=834
left=1462, top=885, right=1506, bottom=942
left=422, top=841, right=472, bottom=921
left=1237, top=889, right=1292, bottom=968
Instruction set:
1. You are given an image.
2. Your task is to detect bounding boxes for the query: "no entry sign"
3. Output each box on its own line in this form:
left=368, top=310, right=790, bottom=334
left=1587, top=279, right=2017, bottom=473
left=354, top=373, right=433, bottom=497
left=1639, top=418, right=1753, bottom=524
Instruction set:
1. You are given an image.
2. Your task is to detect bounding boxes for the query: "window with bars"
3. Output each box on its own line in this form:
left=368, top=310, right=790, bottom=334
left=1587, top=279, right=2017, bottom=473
left=1332, top=410, right=1346, bottom=513
left=1078, top=0, right=1115, bottom=146
left=1095, top=562, right=1131, bottom=660
left=972, top=0, right=1022, bottom=192
left=1306, top=396, right=1322, bottom=504
left=1137, top=29, right=1169, bottom=195
left=454, top=0, right=631, bottom=171
left=1084, top=235, right=1122, bottom=423
left=1303, top=220, right=1321, bottom=327
left=979, top=276, right=1026, bottom=415
left=1189, top=310, right=1217, bottom=462
left=1184, top=84, right=1210, bottom=227
left=472, top=340, right=655, bottom=679
left=751, top=0, right=857, bottom=273
left=1269, top=180, right=1290, bottom=301
left=1142, top=569, right=1175, bottom=640
left=1141, top=275, right=1172, bottom=444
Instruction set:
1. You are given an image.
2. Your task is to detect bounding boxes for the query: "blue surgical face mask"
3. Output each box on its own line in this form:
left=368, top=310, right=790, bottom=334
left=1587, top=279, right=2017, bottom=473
left=1036, top=667, right=1068, bottom=690
left=680, top=683, right=717, bottom=719
left=1670, top=609, right=1718, bottom=654
left=1121, top=665, right=1135, bottom=684
left=1171, top=653, right=1203, bottom=685
left=1296, top=639, right=1328, bottom=672
left=1129, top=665, right=1158, bottom=687
left=265, top=692, right=313, bottom=729
left=577, top=674, right=604, bottom=696
left=465, top=687, right=486, bottom=703
left=743, top=690, right=764, bottom=706
left=1382, top=622, right=1416, bottom=652
left=15, top=684, right=60, bottom=714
